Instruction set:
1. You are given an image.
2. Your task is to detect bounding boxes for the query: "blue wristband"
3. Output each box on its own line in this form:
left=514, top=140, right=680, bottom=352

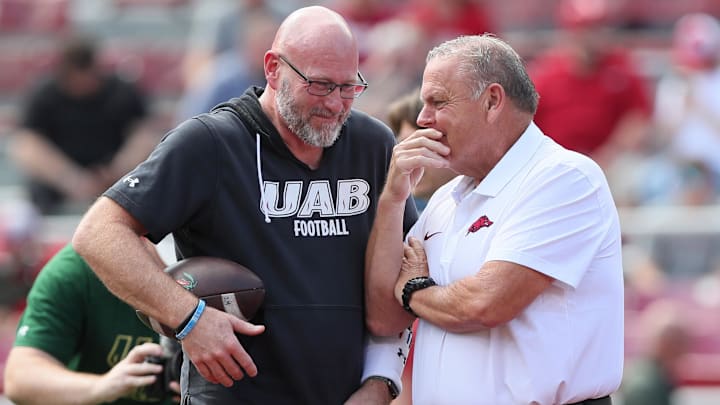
left=175, top=299, right=206, bottom=340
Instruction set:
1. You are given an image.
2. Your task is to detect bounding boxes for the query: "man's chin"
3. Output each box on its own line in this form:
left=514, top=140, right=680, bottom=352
left=317, top=136, right=340, bottom=148
left=299, top=131, right=336, bottom=148
left=318, top=134, right=341, bottom=148
left=312, top=125, right=342, bottom=144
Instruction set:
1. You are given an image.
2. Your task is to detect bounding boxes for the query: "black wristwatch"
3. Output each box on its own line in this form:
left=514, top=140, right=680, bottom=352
left=365, top=375, right=399, bottom=399
left=401, top=276, right=436, bottom=316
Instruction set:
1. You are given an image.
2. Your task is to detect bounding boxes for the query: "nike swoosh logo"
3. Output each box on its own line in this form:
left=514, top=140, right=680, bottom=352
left=424, top=231, right=442, bottom=241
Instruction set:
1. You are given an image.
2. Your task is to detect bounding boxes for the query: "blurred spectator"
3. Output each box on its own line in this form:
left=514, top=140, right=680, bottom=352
left=3, top=241, right=180, bottom=405
left=622, top=300, right=690, bottom=405
left=329, top=0, right=401, bottom=63
left=529, top=0, right=652, bottom=170
left=0, top=200, right=43, bottom=397
left=175, top=8, right=279, bottom=121
left=386, top=88, right=456, bottom=211
left=608, top=11, right=720, bottom=207
left=0, top=201, right=42, bottom=311
left=651, top=230, right=720, bottom=281
left=608, top=153, right=720, bottom=207
left=653, top=13, right=720, bottom=191
left=8, top=34, right=157, bottom=215
left=622, top=242, right=668, bottom=312
left=355, top=0, right=497, bottom=119
left=398, top=0, right=496, bottom=42
left=639, top=164, right=720, bottom=280
left=0, top=200, right=66, bottom=332
left=179, top=0, right=290, bottom=103
left=354, top=18, right=427, bottom=118
left=180, top=0, right=259, bottom=91
left=649, top=159, right=717, bottom=206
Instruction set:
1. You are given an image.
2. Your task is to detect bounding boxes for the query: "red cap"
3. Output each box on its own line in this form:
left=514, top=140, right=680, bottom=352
left=672, top=13, right=720, bottom=71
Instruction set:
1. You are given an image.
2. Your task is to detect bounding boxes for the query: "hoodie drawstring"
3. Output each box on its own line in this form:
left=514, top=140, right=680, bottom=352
left=256, top=133, right=271, bottom=223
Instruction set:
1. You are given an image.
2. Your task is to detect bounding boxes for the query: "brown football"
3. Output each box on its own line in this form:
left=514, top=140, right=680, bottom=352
left=136, top=256, right=265, bottom=337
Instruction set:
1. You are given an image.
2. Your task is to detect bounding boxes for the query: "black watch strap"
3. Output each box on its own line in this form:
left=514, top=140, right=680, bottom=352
left=401, top=276, right=437, bottom=316
left=365, top=375, right=399, bottom=399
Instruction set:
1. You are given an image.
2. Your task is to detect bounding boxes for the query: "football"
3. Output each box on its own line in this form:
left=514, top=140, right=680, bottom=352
left=136, top=256, right=265, bottom=337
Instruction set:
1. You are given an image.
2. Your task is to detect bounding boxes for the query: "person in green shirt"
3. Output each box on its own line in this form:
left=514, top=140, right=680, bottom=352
left=3, top=242, right=178, bottom=405
left=621, top=300, right=690, bottom=405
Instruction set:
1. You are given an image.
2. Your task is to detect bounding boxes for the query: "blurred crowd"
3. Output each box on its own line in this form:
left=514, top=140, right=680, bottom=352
left=1, top=0, right=720, bottom=403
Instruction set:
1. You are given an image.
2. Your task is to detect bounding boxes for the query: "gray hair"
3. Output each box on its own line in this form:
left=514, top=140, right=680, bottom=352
left=426, top=34, right=539, bottom=114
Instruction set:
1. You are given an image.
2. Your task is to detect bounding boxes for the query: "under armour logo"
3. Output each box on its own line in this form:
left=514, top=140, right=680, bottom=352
left=123, top=176, right=140, bottom=188
left=397, top=347, right=407, bottom=365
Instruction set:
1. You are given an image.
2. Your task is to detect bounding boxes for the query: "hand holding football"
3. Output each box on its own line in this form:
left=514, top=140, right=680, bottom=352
left=137, top=257, right=265, bottom=337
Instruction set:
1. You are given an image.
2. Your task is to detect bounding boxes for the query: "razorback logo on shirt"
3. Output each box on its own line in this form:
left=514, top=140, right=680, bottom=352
left=466, top=215, right=493, bottom=235
left=261, top=179, right=370, bottom=237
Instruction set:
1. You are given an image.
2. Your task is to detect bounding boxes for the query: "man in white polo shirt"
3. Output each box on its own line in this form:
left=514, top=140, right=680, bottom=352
left=365, top=34, right=623, bottom=405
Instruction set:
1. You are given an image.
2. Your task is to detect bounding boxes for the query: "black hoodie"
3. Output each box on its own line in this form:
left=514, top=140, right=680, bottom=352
left=105, top=87, right=418, bottom=404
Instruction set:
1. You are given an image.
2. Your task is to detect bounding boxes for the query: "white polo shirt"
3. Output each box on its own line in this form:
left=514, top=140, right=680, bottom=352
left=407, top=122, right=624, bottom=405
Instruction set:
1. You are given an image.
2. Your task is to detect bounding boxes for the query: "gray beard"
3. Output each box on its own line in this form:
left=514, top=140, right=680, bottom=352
left=276, top=80, right=346, bottom=148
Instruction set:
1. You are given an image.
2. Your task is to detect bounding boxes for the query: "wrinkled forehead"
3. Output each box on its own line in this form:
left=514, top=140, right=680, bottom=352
left=420, top=57, right=462, bottom=101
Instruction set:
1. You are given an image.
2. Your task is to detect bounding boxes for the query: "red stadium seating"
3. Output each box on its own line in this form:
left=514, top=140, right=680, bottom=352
left=0, top=0, right=69, bottom=33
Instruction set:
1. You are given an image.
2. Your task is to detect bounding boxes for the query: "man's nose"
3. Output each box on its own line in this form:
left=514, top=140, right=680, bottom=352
left=322, top=88, right=347, bottom=112
left=417, top=105, right=434, bottom=127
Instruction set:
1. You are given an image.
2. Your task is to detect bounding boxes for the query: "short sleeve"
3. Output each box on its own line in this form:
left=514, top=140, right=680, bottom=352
left=104, top=118, right=219, bottom=242
left=486, top=163, right=611, bottom=288
left=13, top=245, right=90, bottom=364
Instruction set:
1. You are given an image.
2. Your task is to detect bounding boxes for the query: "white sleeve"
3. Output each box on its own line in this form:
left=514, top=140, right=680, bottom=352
left=487, top=160, right=612, bottom=288
left=361, top=326, right=413, bottom=392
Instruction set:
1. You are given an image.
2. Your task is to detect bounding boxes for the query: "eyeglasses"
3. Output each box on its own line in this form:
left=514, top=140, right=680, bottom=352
left=278, top=54, right=368, bottom=99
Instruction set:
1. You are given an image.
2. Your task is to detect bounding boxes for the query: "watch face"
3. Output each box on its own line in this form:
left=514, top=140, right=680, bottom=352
left=408, top=277, right=434, bottom=289
left=408, top=278, right=425, bottom=287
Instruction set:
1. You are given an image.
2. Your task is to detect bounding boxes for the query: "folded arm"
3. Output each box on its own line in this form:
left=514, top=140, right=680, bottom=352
left=395, top=242, right=554, bottom=333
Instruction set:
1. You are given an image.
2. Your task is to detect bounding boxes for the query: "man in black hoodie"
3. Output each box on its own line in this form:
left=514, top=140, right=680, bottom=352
left=72, top=5, right=417, bottom=405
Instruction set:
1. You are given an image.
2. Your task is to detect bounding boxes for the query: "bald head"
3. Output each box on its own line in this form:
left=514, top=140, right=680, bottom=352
left=259, top=6, right=361, bottom=153
left=272, top=6, right=358, bottom=64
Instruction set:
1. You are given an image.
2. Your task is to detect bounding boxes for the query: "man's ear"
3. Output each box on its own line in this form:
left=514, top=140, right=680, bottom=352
left=484, top=83, right=504, bottom=123
left=264, top=52, right=281, bottom=90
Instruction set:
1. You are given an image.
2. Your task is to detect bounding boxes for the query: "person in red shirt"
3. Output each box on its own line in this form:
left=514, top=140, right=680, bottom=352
left=529, top=0, right=651, bottom=168
left=399, top=0, right=495, bottom=42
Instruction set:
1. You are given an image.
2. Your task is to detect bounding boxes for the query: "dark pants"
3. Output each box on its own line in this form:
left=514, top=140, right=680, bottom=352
left=567, top=395, right=612, bottom=405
